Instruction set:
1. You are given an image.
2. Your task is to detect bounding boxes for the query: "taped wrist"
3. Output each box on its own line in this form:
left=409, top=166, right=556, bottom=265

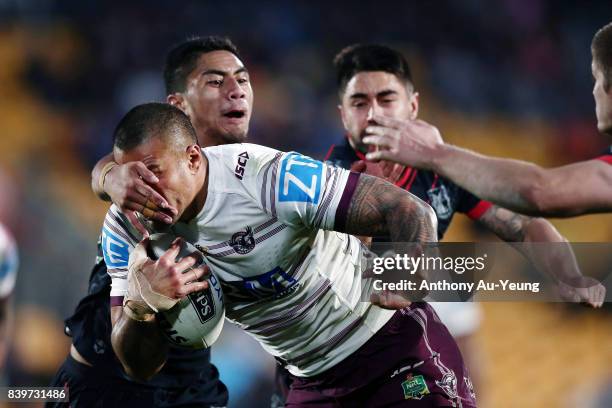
left=124, top=240, right=179, bottom=314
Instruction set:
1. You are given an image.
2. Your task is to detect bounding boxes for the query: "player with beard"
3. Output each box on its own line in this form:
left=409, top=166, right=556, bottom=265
left=48, top=36, right=251, bottom=408
left=321, top=43, right=605, bottom=403
left=362, top=22, right=612, bottom=218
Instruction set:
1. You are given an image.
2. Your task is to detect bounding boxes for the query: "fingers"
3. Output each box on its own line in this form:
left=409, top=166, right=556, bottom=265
left=175, top=252, right=202, bottom=273
left=181, top=280, right=209, bottom=296
left=350, top=160, right=368, bottom=173
left=371, top=114, right=404, bottom=129
left=365, top=149, right=395, bottom=162
left=134, top=161, right=159, bottom=185
left=370, top=291, right=411, bottom=310
left=132, top=183, right=171, bottom=213
left=362, top=134, right=396, bottom=150
left=126, top=211, right=149, bottom=237
left=159, top=238, right=182, bottom=265
left=124, top=201, right=173, bottom=224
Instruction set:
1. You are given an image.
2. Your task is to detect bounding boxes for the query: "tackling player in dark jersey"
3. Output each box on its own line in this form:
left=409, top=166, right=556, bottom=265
left=48, top=36, right=253, bottom=407
left=363, top=22, right=612, bottom=218
left=271, top=43, right=606, bottom=408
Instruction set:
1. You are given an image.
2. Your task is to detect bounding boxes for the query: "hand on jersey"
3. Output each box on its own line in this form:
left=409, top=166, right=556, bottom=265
left=125, top=238, right=209, bottom=317
left=362, top=115, right=444, bottom=170
left=350, top=159, right=405, bottom=185
left=556, top=276, right=606, bottom=308
left=104, top=161, right=178, bottom=235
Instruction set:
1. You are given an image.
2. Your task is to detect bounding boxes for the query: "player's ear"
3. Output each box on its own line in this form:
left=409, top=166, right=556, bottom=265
left=409, top=92, right=419, bottom=120
left=168, top=93, right=189, bottom=114
left=186, top=144, right=202, bottom=173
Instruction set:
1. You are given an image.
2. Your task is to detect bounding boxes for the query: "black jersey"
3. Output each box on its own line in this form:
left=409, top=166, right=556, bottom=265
left=63, top=238, right=228, bottom=405
left=325, top=137, right=492, bottom=239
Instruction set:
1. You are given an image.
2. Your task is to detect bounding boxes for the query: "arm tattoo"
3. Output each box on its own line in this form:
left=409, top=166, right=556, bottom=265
left=478, top=205, right=527, bottom=242
left=342, top=174, right=437, bottom=243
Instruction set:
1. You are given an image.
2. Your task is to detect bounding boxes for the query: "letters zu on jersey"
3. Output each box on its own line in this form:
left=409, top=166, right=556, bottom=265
left=279, top=153, right=323, bottom=204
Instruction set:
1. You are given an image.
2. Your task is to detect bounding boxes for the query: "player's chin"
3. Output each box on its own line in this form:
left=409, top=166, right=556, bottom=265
left=221, top=127, right=248, bottom=143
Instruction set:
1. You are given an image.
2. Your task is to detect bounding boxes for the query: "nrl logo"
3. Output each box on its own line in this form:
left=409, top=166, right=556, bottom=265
left=230, top=226, right=256, bottom=254
left=401, top=373, right=430, bottom=400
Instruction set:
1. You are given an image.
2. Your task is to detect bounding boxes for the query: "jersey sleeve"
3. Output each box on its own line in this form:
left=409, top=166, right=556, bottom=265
left=232, top=143, right=360, bottom=231
left=100, top=205, right=142, bottom=302
left=595, top=145, right=612, bottom=164
left=455, top=186, right=493, bottom=220
left=0, top=225, right=18, bottom=299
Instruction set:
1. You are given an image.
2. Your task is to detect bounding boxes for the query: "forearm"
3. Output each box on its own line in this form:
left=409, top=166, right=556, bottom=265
left=111, top=305, right=169, bottom=381
left=91, top=152, right=115, bottom=200
left=520, top=218, right=582, bottom=282
left=433, top=144, right=546, bottom=215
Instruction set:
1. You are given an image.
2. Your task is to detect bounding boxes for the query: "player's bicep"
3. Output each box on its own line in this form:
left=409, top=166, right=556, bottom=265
left=533, top=160, right=612, bottom=216
left=337, top=173, right=435, bottom=239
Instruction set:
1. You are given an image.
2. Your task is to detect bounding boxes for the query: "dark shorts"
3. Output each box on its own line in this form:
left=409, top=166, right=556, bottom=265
left=46, top=355, right=226, bottom=408
left=286, top=303, right=477, bottom=407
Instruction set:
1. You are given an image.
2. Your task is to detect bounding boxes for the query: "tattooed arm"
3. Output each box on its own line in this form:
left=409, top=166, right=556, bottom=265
left=337, top=173, right=438, bottom=243
left=478, top=206, right=605, bottom=307
left=332, top=174, right=438, bottom=309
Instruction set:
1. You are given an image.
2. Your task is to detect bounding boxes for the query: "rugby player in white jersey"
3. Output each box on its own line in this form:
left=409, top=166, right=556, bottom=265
left=103, top=102, right=479, bottom=407
left=0, top=223, right=18, bottom=371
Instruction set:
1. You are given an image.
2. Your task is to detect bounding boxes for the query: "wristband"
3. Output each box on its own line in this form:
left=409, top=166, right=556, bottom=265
left=98, top=162, right=118, bottom=193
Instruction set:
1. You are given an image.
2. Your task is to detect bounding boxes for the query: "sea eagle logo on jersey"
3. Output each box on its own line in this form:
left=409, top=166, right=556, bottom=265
left=427, top=184, right=452, bottom=219
left=101, top=228, right=130, bottom=269
left=229, top=226, right=255, bottom=254
left=279, top=153, right=323, bottom=204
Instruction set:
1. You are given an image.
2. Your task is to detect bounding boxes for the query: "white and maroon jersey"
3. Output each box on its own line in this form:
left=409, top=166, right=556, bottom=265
left=0, top=224, right=18, bottom=299
left=102, top=143, right=394, bottom=376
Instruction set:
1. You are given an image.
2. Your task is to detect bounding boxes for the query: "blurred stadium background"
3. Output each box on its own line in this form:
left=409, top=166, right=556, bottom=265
left=0, top=1, right=611, bottom=407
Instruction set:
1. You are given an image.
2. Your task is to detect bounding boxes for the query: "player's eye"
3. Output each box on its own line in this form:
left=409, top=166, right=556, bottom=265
left=207, top=79, right=223, bottom=87
left=352, top=101, right=367, bottom=108
left=237, top=77, right=249, bottom=85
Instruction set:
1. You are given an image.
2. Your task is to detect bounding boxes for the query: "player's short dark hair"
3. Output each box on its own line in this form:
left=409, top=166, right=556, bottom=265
left=164, top=36, right=241, bottom=94
left=113, top=103, right=197, bottom=152
left=592, top=22, right=612, bottom=90
left=333, top=44, right=414, bottom=96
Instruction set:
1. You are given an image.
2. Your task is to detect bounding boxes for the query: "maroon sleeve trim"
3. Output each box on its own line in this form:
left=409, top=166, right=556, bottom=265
left=110, top=296, right=124, bottom=307
left=466, top=200, right=493, bottom=220
left=335, top=172, right=361, bottom=231
left=595, top=155, right=612, bottom=164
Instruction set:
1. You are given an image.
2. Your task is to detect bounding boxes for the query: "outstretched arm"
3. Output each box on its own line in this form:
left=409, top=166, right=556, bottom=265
left=477, top=205, right=605, bottom=307
left=362, top=116, right=612, bottom=217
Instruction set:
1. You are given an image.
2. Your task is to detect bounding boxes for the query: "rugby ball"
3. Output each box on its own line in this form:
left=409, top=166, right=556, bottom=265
left=147, top=232, right=225, bottom=349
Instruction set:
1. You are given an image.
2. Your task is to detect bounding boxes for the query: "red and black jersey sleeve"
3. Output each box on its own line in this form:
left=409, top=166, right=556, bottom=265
left=455, top=187, right=493, bottom=220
